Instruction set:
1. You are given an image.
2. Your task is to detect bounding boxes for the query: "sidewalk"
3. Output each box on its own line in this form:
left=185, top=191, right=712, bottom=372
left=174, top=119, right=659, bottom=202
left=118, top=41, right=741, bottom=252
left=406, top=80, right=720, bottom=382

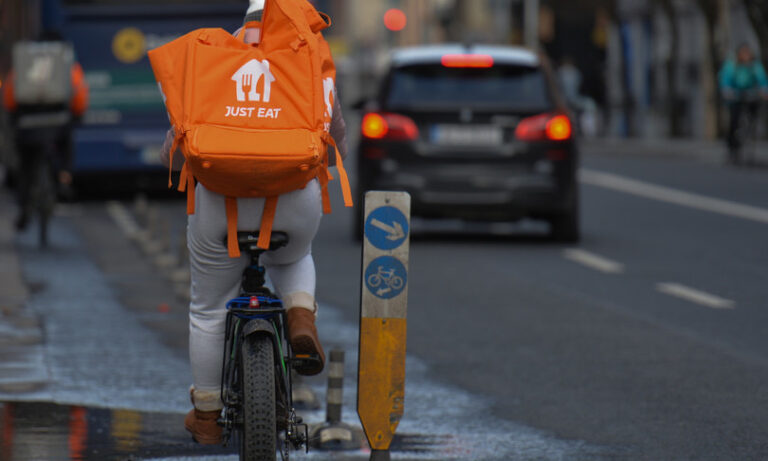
left=582, top=136, right=768, bottom=163
left=0, top=183, right=47, bottom=393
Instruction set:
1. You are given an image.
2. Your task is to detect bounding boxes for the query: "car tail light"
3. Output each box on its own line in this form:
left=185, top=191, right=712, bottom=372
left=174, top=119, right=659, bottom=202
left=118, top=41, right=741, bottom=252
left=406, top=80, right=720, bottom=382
left=441, top=54, right=494, bottom=68
left=361, top=112, right=419, bottom=140
left=515, top=113, right=572, bottom=142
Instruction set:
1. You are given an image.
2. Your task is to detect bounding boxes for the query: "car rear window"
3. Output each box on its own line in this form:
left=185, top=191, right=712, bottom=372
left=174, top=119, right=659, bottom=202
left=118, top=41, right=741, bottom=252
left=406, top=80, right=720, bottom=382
left=385, top=63, right=553, bottom=112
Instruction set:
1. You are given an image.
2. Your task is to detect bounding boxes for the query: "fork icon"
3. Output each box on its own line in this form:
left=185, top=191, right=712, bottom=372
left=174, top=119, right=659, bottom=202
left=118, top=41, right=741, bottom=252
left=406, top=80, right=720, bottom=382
left=242, top=74, right=255, bottom=101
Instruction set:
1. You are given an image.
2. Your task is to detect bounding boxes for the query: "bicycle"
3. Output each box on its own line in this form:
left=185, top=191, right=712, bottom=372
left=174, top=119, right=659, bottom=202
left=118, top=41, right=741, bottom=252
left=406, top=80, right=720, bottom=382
left=17, top=140, right=57, bottom=248
left=726, top=89, right=763, bottom=166
left=219, top=230, right=321, bottom=461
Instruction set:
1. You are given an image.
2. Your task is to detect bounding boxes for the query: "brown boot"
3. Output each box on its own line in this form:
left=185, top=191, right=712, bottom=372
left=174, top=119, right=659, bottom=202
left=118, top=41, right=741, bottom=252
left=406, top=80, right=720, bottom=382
left=184, top=408, right=222, bottom=445
left=286, top=307, right=325, bottom=375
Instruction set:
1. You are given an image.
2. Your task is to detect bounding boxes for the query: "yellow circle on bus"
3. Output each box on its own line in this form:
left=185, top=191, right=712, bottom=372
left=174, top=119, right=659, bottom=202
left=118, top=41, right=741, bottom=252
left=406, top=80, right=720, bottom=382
left=113, top=28, right=146, bottom=64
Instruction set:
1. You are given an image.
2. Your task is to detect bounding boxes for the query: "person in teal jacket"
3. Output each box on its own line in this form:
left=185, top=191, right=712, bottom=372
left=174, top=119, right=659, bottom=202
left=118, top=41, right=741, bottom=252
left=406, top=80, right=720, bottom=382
left=719, top=43, right=768, bottom=157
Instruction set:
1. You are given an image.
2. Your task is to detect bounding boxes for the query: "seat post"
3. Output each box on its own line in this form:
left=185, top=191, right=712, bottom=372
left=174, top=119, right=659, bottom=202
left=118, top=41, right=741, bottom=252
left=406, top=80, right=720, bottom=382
left=242, top=248, right=267, bottom=294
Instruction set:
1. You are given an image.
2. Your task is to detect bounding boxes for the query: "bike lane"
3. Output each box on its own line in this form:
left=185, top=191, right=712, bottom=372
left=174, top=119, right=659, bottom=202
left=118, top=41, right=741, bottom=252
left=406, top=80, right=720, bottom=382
left=0, top=199, right=611, bottom=460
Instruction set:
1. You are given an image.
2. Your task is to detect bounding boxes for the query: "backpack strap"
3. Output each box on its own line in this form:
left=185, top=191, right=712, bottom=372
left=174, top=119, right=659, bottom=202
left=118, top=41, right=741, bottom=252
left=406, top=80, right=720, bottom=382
left=225, top=197, right=240, bottom=258
left=318, top=148, right=332, bottom=214
left=323, top=132, right=353, bottom=208
left=166, top=128, right=183, bottom=188
left=224, top=196, right=280, bottom=258
left=178, top=163, right=196, bottom=215
left=257, top=196, right=279, bottom=250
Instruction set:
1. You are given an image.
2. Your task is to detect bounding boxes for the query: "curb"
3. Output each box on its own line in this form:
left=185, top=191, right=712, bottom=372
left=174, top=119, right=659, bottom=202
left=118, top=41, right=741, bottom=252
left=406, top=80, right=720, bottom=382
left=0, top=187, right=48, bottom=393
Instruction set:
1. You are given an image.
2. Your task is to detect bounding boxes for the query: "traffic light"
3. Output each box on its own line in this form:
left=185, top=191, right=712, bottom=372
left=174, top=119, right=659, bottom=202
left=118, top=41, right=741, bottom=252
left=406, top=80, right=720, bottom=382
left=383, top=8, right=407, bottom=32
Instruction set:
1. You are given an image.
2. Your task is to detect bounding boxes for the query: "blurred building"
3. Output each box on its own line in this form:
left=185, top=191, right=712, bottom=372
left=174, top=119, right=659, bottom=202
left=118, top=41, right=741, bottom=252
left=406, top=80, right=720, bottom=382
left=606, top=0, right=759, bottom=139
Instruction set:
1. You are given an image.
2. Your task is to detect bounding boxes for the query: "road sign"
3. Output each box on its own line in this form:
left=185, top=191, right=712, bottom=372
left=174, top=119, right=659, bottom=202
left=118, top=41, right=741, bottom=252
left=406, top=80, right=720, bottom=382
left=358, top=191, right=410, bottom=458
left=364, top=206, right=409, bottom=251
left=364, top=256, right=407, bottom=300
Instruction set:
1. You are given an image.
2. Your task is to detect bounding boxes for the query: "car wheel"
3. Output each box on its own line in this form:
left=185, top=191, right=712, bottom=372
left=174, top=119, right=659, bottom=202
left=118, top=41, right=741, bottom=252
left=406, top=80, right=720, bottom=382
left=549, top=211, right=580, bottom=243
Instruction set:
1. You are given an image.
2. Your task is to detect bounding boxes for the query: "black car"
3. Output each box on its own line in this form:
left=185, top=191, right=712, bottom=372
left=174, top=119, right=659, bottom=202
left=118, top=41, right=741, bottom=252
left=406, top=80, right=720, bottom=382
left=355, top=44, right=579, bottom=241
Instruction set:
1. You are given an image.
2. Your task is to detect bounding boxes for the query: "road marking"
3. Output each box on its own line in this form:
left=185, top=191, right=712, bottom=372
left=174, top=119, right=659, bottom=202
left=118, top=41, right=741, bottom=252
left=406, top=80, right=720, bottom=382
left=580, top=169, right=768, bottom=225
left=106, top=201, right=140, bottom=237
left=563, top=249, right=625, bottom=274
left=656, top=283, right=735, bottom=309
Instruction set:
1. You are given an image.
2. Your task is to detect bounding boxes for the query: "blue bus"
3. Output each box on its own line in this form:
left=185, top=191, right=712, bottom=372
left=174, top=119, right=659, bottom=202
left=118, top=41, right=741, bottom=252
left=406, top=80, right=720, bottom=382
left=3, top=0, right=337, bottom=188
left=32, top=0, right=245, bottom=185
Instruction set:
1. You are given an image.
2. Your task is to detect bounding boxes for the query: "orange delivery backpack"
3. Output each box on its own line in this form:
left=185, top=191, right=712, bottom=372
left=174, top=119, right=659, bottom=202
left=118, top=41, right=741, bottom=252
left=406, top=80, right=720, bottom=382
left=148, top=0, right=352, bottom=258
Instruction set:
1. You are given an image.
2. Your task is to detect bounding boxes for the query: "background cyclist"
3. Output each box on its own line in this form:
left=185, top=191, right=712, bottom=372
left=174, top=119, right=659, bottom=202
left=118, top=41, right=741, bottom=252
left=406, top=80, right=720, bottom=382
left=718, top=42, right=768, bottom=158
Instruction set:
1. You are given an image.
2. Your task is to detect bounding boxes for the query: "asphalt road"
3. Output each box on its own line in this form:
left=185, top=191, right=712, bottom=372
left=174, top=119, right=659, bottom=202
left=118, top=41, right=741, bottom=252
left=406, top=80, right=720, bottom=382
left=3, top=140, right=768, bottom=460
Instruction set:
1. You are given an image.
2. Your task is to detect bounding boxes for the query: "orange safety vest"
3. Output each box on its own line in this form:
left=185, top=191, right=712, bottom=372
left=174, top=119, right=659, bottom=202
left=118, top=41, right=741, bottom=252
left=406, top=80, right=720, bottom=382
left=149, top=0, right=351, bottom=258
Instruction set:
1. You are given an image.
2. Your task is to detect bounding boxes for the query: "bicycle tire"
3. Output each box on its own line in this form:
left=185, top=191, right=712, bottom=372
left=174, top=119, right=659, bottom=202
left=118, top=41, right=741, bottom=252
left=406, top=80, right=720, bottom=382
left=390, top=276, right=404, bottom=290
left=367, top=274, right=382, bottom=288
left=33, top=158, right=55, bottom=248
left=240, top=333, right=277, bottom=461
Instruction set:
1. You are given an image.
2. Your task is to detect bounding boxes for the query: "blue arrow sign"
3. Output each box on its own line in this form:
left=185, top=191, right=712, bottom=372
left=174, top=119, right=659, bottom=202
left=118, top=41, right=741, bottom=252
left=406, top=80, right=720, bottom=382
left=365, top=206, right=409, bottom=251
left=364, top=256, right=407, bottom=300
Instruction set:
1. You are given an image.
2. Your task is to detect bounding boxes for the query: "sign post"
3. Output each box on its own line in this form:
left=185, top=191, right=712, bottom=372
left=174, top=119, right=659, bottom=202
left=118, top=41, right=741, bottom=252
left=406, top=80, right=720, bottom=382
left=357, top=191, right=411, bottom=461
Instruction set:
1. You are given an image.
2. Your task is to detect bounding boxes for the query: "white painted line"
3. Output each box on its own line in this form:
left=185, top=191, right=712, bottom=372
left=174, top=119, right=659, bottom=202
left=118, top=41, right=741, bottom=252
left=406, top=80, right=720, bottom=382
left=106, top=201, right=141, bottom=237
left=563, top=249, right=625, bottom=274
left=656, top=283, right=735, bottom=309
left=580, top=169, right=768, bottom=225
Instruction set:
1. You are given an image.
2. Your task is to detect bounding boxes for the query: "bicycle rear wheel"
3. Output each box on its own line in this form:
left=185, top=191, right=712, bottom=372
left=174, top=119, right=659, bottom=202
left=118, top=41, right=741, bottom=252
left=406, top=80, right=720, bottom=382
left=240, top=334, right=277, bottom=461
left=32, top=157, right=55, bottom=248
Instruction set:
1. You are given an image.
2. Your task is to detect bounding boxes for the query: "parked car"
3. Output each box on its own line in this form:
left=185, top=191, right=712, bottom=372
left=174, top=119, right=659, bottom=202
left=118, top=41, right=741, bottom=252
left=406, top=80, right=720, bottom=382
left=355, top=44, right=579, bottom=241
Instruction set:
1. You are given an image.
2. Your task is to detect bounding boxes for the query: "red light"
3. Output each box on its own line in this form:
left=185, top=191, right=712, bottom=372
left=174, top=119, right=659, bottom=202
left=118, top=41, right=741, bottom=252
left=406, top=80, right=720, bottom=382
left=362, top=113, right=419, bottom=140
left=362, top=113, right=388, bottom=139
left=384, top=8, right=407, bottom=32
left=441, top=54, right=494, bottom=68
left=515, top=113, right=572, bottom=142
left=249, top=296, right=260, bottom=308
left=546, top=115, right=572, bottom=141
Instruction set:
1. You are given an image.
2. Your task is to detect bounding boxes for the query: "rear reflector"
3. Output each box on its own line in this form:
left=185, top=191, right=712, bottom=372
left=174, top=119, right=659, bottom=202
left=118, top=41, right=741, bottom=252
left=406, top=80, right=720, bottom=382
left=441, top=54, right=494, bottom=68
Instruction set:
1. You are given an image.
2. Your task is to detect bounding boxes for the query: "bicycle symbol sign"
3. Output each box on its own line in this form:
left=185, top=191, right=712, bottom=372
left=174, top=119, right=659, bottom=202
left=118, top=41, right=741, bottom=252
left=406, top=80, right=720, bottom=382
left=364, top=256, right=407, bottom=300
left=365, top=206, right=409, bottom=251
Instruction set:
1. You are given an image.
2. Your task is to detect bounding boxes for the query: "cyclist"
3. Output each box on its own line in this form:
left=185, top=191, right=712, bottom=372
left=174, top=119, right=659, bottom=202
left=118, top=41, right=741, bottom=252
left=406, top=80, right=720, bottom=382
left=161, top=0, right=348, bottom=444
left=718, top=43, right=768, bottom=157
left=2, top=30, right=89, bottom=230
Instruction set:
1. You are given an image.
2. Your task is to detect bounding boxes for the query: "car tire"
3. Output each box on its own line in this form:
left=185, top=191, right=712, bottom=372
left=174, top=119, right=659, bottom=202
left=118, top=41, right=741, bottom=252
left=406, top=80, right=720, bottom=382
left=549, top=185, right=580, bottom=243
left=549, top=211, right=580, bottom=243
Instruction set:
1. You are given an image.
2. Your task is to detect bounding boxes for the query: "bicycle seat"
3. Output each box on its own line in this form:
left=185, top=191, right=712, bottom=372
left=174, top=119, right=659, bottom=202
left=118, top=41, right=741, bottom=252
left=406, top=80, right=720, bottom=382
left=232, top=231, right=289, bottom=253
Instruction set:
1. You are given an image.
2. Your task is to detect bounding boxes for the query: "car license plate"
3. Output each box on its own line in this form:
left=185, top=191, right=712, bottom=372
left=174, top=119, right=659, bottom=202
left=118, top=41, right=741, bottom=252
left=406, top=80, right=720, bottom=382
left=430, top=125, right=503, bottom=146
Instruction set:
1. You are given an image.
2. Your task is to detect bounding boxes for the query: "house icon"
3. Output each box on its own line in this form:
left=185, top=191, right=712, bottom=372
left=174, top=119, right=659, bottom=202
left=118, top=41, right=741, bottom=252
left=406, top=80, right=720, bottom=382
left=231, top=59, right=276, bottom=102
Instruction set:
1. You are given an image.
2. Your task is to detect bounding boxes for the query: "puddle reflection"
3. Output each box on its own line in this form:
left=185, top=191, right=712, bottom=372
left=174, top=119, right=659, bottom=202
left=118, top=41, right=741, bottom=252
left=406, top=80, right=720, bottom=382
left=0, top=402, right=234, bottom=461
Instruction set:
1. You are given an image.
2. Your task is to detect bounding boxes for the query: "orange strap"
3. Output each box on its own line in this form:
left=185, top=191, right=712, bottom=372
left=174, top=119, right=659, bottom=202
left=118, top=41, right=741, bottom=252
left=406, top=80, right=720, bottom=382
left=257, top=197, right=279, bottom=250
left=166, top=129, right=182, bottom=188
left=324, top=133, right=353, bottom=208
left=319, top=148, right=332, bottom=214
left=225, top=197, right=240, bottom=258
left=177, top=163, right=196, bottom=215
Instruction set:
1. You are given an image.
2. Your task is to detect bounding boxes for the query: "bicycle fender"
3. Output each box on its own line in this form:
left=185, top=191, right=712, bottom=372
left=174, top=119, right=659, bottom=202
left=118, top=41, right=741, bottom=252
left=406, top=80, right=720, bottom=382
left=242, top=318, right=276, bottom=339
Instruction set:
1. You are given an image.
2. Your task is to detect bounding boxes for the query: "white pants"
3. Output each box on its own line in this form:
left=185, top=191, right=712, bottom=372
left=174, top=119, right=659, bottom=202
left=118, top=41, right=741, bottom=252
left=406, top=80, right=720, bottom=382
left=187, top=179, right=322, bottom=395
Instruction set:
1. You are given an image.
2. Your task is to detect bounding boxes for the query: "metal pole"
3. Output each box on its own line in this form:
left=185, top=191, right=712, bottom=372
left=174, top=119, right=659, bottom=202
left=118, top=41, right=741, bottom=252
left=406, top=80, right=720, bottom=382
left=524, top=0, right=539, bottom=49
left=326, top=350, right=344, bottom=423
